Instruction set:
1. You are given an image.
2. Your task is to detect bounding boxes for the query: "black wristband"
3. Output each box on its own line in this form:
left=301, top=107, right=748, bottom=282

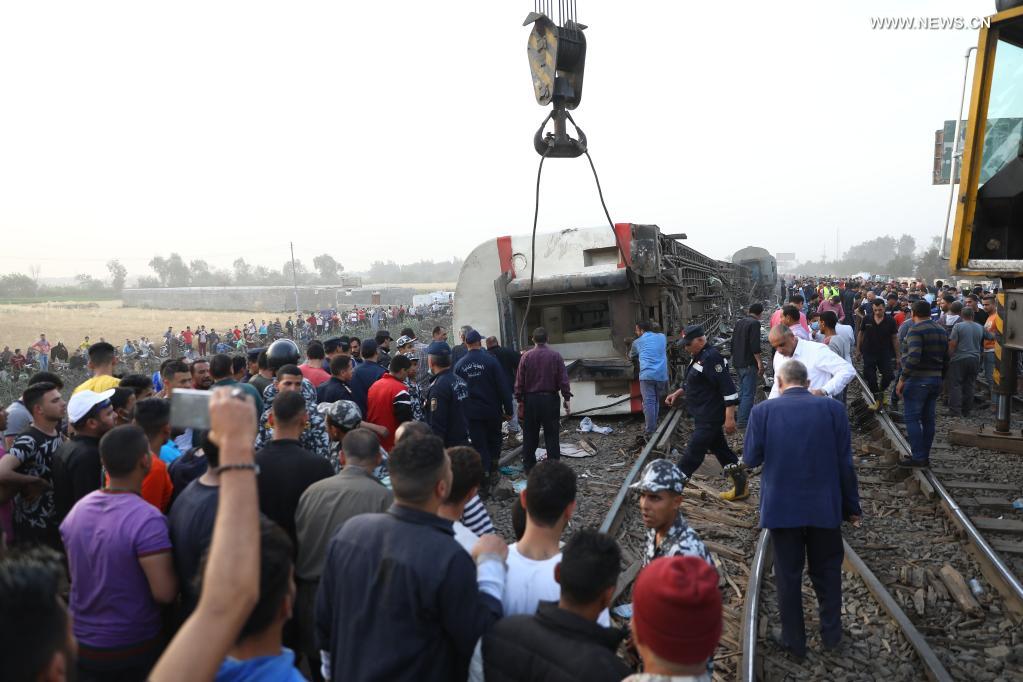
left=214, top=463, right=260, bottom=475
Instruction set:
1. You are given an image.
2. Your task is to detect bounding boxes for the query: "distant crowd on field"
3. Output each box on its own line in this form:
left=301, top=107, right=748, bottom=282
left=0, top=302, right=449, bottom=375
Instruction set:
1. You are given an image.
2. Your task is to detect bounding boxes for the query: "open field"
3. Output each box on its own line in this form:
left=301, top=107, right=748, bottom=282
left=0, top=300, right=282, bottom=351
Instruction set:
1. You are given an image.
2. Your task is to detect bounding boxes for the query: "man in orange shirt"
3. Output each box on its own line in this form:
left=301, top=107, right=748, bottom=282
left=982, top=296, right=1002, bottom=407
left=131, top=398, right=175, bottom=512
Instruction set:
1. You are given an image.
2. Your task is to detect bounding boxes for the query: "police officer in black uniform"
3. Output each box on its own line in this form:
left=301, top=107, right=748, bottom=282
left=665, top=325, right=748, bottom=501
left=423, top=341, right=470, bottom=447
left=454, top=330, right=514, bottom=494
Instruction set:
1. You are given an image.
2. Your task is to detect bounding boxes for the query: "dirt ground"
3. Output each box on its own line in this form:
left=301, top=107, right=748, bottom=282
left=0, top=300, right=283, bottom=351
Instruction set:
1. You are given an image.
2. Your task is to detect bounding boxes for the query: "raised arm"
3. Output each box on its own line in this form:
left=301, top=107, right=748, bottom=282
left=149, top=387, right=260, bottom=682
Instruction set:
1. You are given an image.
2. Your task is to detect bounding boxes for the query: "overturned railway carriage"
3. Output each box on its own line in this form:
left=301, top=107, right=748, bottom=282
left=732, top=245, right=779, bottom=302
left=454, top=224, right=772, bottom=415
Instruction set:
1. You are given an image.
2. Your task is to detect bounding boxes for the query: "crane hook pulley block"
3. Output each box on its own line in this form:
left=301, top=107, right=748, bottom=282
left=524, top=11, right=588, bottom=158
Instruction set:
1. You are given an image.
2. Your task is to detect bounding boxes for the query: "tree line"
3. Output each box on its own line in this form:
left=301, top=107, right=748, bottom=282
left=794, top=234, right=947, bottom=283
left=0, top=254, right=465, bottom=300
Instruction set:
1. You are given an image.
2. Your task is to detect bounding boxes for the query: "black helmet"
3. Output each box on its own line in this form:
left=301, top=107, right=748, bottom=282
left=266, top=338, right=300, bottom=371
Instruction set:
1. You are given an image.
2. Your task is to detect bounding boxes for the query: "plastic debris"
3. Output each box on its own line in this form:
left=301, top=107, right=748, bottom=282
left=513, top=480, right=528, bottom=494
left=969, top=578, right=984, bottom=597
left=1012, top=498, right=1023, bottom=510
left=578, top=417, right=613, bottom=434
left=612, top=603, right=633, bottom=618
left=560, top=443, right=592, bottom=458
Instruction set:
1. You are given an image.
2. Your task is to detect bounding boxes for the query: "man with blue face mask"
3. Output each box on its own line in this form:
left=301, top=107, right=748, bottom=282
left=808, top=312, right=824, bottom=342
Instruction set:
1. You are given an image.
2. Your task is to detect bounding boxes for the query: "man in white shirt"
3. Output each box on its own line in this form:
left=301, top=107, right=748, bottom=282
left=501, top=459, right=612, bottom=627
left=835, top=321, right=856, bottom=346
left=768, top=325, right=855, bottom=400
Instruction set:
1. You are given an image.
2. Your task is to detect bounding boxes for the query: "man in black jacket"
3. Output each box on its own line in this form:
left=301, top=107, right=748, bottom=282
left=486, top=336, right=521, bottom=437
left=316, top=434, right=507, bottom=682
left=478, top=529, right=630, bottom=682
left=455, top=330, right=513, bottom=495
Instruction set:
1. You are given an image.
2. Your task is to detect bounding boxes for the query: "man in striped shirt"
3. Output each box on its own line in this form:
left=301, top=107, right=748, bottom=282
left=896, top=301, right=949, bottom=467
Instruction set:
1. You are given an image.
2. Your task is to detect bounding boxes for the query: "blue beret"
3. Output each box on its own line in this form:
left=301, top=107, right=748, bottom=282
left=427, top=341, right=451, bottom=356
left=682, top=324, right=705, bottom=345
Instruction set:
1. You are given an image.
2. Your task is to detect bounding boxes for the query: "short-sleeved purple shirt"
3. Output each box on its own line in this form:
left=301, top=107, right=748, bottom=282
left=60, top=490, right=172, bottom=647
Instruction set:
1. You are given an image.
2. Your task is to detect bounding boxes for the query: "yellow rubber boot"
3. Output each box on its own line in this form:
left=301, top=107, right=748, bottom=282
left=719, top=465, right=749, bottom=501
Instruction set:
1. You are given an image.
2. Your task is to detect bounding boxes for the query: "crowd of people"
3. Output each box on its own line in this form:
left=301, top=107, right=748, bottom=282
left=778, top=275, right=1000, bottom=463
left=1, top=273, right=993, bottom=680
left=0, top=304, right=449, bottom=375
left=1, top=317, right=739, bottom=682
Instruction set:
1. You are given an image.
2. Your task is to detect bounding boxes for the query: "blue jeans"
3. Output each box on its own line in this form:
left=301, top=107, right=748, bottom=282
left=736, top=365, right=758, bottom=426
left=902, top=376, right=942, bottom=462
left=639, top=380, right=668, bottom=434
left=37, top=354, right=48, bottom=371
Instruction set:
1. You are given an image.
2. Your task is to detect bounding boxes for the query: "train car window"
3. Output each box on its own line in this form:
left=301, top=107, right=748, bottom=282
left=582, top=247, right=619, bottom=267
left=563, top=301, right=611, bottom=333
left=524, top=300, right=611, bottom=344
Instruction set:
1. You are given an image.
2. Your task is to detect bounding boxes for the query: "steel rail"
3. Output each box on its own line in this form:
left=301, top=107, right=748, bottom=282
left=843, top=541, right=953, bottom=682
left=739, top=371, right=958, bottom=680
left=599, top=406, right=682, bottom=536
left=852, top=371, right=1023, bottom=618
left=739, top=529, right=771, bottom=682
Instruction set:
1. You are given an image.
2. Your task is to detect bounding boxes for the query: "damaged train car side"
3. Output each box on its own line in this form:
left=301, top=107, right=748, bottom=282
left=453, top=224, right=775, bottom=415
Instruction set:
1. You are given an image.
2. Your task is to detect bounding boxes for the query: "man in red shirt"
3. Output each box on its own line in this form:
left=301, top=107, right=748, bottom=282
left=182, top=326, right=194, bottom=349
left=299, top=342, right=331, bottom=387
left=365, top=355, right=414, bottom=451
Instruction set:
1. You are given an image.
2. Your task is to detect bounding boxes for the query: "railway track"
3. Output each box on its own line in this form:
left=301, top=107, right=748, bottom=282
left=735, top=370, right=1023, bottom=681
left=496, top=328, right=1023, bottom=679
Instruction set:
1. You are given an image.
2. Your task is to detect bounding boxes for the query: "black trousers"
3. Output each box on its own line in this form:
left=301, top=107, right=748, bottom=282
left=948, top=356, right=979, bottom=417
left=677, top=421, right=738, bottom=477
left=522, top=393, right=561, bottom=471
left=770, top=526, right=844, bottom=655
left=862, top=351, right=894, bottom=394
left=468, top=417, right=504, bottom=473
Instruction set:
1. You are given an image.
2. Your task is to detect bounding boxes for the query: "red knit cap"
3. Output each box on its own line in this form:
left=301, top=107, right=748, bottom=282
left=632, top=556, right=722, bottom=665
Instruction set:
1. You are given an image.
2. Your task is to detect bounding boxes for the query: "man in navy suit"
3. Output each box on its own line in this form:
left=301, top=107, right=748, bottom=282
left=743, top=359, right=861, bottom=659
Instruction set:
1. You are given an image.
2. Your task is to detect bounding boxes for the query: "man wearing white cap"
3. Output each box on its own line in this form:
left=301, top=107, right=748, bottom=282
left=53, top=390, right=117, bottom=521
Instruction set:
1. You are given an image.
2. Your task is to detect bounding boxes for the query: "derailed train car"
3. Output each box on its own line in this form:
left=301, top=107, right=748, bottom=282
left=453, top=224, right=774, bottom=415
left=732, top=245, right=779, bottom=302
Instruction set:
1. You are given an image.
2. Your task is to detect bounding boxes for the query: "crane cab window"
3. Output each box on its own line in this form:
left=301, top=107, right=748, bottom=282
left=979, top=36, right=1023, bottom=185
left=960, top=21, right=1023, bottom=266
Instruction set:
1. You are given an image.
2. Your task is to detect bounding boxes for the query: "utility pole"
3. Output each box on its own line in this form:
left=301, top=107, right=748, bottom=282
left=290, top=242, right=300, bottom=314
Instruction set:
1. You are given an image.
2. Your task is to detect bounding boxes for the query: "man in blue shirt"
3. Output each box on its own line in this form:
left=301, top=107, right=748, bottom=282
left=743, top=359, right=861, bottom=659
left=349, top=339, right=386, bottom=416
left=630, top=321, right=669, bottom=436
left=209, top=518, right=306, bottom=681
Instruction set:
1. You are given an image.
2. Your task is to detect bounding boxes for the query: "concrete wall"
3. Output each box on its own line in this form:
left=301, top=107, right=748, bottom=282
left=122, top=285, right=416, bottom=311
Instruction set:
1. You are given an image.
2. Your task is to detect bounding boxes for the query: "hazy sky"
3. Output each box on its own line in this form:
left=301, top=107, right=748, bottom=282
left=0, top=0, right=1000, bottom=280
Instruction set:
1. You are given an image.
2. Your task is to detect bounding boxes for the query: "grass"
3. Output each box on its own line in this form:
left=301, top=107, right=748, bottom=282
left=0, top=300, right=285, bottom=351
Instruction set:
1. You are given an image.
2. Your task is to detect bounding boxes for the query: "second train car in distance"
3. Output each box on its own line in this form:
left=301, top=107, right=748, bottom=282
left=452, top=224, right=775, bottom=415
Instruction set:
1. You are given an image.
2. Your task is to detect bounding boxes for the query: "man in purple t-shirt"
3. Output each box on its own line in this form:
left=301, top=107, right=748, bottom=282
left=60, top=424, right=178, bottom=680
